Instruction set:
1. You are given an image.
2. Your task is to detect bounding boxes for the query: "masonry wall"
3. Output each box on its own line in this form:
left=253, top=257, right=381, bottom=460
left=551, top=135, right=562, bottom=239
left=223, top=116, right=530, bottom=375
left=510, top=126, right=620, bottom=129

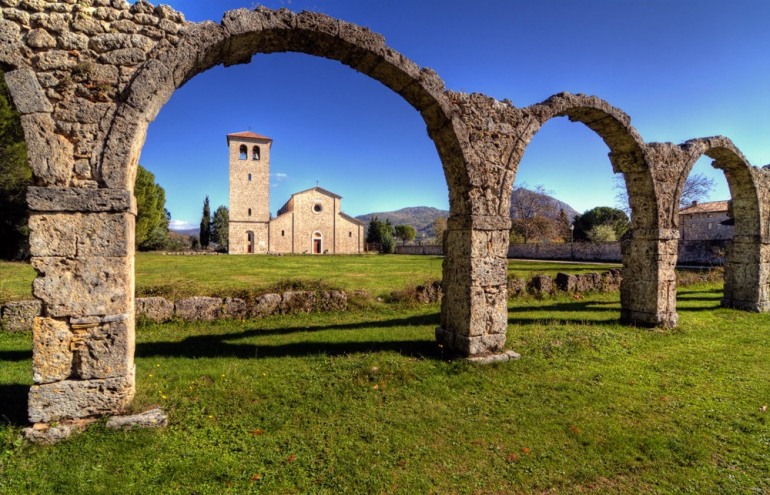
left=229, top=221, right=269, bottom=254
left=268, top=213, right=294, bottom=253
left=679, top=212, right=733, bottom=241
left=335, top=216, right=364, bottom=254
left=228, top=135, right=271, bottom=254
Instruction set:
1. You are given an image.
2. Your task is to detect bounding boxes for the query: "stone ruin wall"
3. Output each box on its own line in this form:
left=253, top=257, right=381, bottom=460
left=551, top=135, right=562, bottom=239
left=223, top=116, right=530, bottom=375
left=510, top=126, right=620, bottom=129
left=1, top=0, right=770, bottom=426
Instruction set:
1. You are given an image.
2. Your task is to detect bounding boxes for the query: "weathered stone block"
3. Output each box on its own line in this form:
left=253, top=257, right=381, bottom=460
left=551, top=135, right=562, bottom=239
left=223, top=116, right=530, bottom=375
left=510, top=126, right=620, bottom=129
left=175, top=296, right=222, bottom=321
left=70, top=316, right=134, bottom=380
left=251, top=293, right=281, bottom=317
left=27, top=187, right=135, bottom=213
left=222, top=297, right=249, bottom=319
left=32, top=256, right=132, bottom=317
left=317, top=290, right=349, bottom=311
left=28, top=212, right=133, bottom=257
left=4, top=67, right=53, bottom=114
left=1, top=300, right=42, bottom=332
left=555, top=272, right=577, bottom=292
left=106, top=407, right=167, bottom=429
left=136, top=296, right=173, bottom=322
left=32, top=317, right=72, bottom=384
left=28, top=370, right=135, bottom=423
left=528, top=274, right=554, bottom=296
left=281, top=291, right=316, bottom=314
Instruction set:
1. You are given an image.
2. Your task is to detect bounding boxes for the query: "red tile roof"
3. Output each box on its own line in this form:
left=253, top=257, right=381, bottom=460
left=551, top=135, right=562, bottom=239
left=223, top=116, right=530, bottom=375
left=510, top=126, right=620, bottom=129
left=679, top=200, right=730, bottom=215
left=226, top=131, right=273, bottom=143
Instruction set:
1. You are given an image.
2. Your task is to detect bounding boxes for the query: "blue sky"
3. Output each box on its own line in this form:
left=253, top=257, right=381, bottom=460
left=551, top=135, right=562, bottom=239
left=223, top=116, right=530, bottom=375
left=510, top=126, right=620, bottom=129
left=136, top=0, right=770, bottom=230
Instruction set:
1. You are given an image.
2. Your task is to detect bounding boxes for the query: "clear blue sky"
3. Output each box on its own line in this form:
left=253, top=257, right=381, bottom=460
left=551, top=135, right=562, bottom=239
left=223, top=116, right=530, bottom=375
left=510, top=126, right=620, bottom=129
left=137, top=0, right=770, bottom=230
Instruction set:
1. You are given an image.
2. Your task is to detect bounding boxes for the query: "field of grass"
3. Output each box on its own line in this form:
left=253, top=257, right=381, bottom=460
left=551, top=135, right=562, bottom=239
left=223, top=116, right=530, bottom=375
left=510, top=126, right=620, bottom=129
left=1, top=278, right=769, bottom=493
left=0, top=253, right=620, bottom=302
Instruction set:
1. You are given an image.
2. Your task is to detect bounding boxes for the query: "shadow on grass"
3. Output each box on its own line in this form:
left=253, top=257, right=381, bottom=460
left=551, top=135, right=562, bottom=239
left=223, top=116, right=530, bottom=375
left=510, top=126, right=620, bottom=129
left=137, top=313, right=445, bottom=360
left=0, top=384, right=29, bottom=426
left=0, top=350, right=31, bottom=362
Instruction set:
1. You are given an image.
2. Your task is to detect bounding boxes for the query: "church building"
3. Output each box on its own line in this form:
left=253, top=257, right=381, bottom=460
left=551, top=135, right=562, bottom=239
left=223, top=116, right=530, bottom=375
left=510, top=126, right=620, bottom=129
left=227, top=131, right=365, bottom=254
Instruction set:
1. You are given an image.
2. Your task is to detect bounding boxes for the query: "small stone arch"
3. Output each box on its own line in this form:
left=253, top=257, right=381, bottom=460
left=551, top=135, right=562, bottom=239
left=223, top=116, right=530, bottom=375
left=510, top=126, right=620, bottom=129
left=674, top=137, right=769, bottom=311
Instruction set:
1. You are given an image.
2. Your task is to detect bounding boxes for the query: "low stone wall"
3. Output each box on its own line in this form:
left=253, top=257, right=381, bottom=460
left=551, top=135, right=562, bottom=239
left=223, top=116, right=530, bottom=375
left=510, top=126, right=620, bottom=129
left=508, top=242, right=622, bottom=262
left=1, top=290, right=348, bottom=331
left=394, top=245, right=444, bottom=255
left=678, top=240, right=726, bottom=266
left=508, top=269, right=623, bottom=297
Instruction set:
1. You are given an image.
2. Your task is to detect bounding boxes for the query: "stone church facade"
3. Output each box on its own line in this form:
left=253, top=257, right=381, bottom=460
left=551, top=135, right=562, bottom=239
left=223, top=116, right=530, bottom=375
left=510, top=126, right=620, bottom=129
left=227, top=132, right=365, bottom=254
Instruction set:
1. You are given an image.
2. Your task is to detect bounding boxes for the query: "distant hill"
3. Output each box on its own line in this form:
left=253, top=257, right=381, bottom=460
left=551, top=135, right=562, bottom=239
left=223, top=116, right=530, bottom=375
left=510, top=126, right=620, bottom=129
left=356, top=206, right=448, bottom=238
left=510, top=187, right=579, bottom=221
left=170, top=228, right=199, bottom=237
left=356, top=191, right=578, bottom=239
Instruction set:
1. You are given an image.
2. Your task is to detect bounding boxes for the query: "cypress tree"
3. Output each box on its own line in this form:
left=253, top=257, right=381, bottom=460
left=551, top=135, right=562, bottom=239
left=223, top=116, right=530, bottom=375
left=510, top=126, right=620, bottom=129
left=200, top=196, right=211, bottom=248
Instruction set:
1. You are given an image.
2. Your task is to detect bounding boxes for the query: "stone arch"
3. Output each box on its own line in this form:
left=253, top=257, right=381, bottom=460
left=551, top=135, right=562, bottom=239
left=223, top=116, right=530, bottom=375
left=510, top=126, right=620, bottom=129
left=519, top=93, right=672, bottom=325
left=675, top=137, right=769, bottom=311
left=100, top=8, right=470, bottom=206
left=523, top=93, right=657, bottom=232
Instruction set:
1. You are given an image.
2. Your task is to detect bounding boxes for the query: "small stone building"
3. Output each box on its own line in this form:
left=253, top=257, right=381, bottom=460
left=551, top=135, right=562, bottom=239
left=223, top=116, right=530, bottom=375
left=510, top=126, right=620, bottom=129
left=227, top=131, right=365, bottom=254
left=679, top=200, right=733, bottom=241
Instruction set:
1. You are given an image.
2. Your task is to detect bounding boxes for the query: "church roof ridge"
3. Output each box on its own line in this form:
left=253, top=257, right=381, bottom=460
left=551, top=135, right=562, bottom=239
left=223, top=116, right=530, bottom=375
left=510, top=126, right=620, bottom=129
left=226, top=131, right=273, bottom=142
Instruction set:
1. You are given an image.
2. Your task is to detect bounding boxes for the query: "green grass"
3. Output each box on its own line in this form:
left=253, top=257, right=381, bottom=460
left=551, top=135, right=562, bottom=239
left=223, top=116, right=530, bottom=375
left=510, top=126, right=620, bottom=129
left=0, top=253, right=620, bottom=302
left=1, top=284, right=769, bottom=494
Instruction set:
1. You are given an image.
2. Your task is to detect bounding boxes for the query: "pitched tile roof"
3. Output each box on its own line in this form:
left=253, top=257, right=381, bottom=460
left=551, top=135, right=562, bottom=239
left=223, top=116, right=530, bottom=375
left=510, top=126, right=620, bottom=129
left=679, top=200, right=730, bottom=215
left=226, top=131, right=273, bottom=143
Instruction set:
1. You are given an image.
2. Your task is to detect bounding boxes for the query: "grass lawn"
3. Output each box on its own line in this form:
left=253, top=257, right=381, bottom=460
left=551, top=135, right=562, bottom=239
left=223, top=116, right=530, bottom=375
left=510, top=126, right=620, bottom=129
left=0, top=253, right=620, bottom=302
left=1, top=283, right=769, bottom=493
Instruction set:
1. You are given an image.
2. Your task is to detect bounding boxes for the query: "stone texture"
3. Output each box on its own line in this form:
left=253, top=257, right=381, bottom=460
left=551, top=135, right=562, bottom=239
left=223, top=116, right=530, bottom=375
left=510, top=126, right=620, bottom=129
left=106, top=407, right=167, bottom=429
left=281, top=291, right=316, bottom=314
left=136, top=296, right=173, bottom=322
left=23, top=420, right=94, bottom=445
left=28, top=370, right=135, bottom=423
left=32, top=256, right=132, bottom=317
left=251, top=293, right=281, bottom=317
left=28, top=212, right=133, bottom=257
left=528, top=275, right=554, bottom=296
left=32, top=317, right=72, bottom=384
left=1, top=300, right=42, bottom=332
left=222, top=297, right=249, bottom=319
left=175, top=296, right=222, bottom=321
left=70, top=315, right=134, bottom=380
left=317, top=290, right=348, bottom=311
left=27, top=187, right=135, bottom=213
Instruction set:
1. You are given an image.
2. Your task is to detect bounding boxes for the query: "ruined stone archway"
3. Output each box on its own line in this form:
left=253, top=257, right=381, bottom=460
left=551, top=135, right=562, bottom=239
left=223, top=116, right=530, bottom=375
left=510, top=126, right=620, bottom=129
left=2, top=1, right=770, bottom=428
left=519, top=93, right=674, bottom=326
left=0, top=1, right=512, bottom=423
left=671, top=138, right=770, bottom=311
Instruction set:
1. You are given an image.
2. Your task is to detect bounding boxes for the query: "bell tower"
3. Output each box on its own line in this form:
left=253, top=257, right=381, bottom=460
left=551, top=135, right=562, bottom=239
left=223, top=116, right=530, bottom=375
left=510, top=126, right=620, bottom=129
left=227, top=131, right=273, bottom=254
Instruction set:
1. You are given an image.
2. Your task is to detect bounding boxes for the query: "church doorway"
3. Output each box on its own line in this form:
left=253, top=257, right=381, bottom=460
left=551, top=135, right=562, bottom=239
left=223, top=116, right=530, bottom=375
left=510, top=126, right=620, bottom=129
left=247, top=231, right=254, bottom=254
left=312, top=232, right=322, bottom=254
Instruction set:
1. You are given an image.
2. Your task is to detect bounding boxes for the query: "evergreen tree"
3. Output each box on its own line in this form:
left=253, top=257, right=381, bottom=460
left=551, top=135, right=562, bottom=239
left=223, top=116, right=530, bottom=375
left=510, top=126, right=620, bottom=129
left=134, top=165, right=170, bottom=250
left=211, top=205, right=229, bottom=252
left=0, top=72, right=31, bottom=260
left=200, top=196, right=211, bottom=248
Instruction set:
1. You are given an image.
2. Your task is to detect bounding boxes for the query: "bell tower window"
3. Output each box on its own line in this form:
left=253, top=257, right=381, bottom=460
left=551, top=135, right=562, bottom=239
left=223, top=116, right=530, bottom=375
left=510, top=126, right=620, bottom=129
left=252, top=145, right=261, bottom=160
left=239, top=145, right=247, bottom=160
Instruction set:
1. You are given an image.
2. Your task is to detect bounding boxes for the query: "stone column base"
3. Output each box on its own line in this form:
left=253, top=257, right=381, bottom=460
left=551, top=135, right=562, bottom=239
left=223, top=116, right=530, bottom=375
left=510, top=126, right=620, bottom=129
left=436, top=327, right=516, bottom=361
left=721, top=298, right=770, bottom=312
left=620, top=309, right=678, bottom=328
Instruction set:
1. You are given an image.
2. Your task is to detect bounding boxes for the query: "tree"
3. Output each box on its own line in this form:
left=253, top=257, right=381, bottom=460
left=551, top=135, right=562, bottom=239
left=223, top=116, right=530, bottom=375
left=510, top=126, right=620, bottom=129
left=614, top=173, right=716, bottom=215
left=680, top=173, right=716, bottom=207
left=134, top=165, right=170, bottom=250
left=432, top=217, right=447, bottom=244
left=211, top=205, right=229, bottom=252
left=394, top=224, right=416, bottom=245
left=573, top=206, right=629, bottom=241
left=0, top=72, right=31, bottom=260
left=509, top=184, right=562, bottom=243
left=200, top=196, right=211, bottom=248
left=365, top=216, right=396, bottom=253
left=586, top=224, right=618, bottom=242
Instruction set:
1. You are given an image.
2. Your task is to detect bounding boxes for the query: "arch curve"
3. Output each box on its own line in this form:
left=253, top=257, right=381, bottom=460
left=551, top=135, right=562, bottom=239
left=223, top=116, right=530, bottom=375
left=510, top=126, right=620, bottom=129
left=101, top=7, right=470, bottom=204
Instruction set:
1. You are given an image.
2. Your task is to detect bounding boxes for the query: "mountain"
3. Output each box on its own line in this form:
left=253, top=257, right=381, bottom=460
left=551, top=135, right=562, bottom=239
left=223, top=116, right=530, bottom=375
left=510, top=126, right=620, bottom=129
left=356, top=206, right=448, bottom=238
left=356, top=190, right=579, bottom=239
left=510, top=187, right=579, bottom=221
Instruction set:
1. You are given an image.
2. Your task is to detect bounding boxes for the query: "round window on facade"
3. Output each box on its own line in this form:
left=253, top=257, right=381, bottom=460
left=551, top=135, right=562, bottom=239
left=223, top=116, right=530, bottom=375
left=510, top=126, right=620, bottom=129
left=313, top=203, right=323, bottom=213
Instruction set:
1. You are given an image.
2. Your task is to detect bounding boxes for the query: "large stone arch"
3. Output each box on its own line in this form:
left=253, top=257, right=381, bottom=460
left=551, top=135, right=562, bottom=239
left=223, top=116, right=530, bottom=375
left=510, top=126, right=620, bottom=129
left=0, top=1, right=514, bottom=424
left=520, top=93, right=675, bottom=326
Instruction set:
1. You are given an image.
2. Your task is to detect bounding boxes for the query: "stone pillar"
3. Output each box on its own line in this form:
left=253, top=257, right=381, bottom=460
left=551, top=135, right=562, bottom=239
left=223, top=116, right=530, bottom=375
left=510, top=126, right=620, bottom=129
left=620, top=228, right=679, bottom=327
left=26, top=187, right=136, bottom=423
left=436, top=215, right=511, bottom=356
left=722, top=237, right=770, bottom=312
